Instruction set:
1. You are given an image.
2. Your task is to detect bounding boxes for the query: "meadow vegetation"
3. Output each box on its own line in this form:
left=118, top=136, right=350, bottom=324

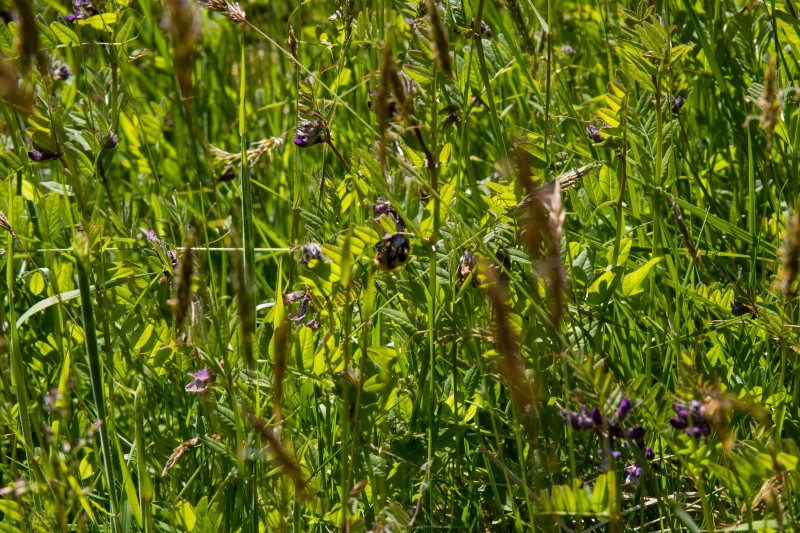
left=3, top=0, right=800, bottom=530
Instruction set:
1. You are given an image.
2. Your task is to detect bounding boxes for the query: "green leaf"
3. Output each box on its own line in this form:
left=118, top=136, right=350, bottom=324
left=51, top=22, right=80, bottom=46
left=78, top=13, right=118, bottom=30
left=622, top=257, right=662, bottom=297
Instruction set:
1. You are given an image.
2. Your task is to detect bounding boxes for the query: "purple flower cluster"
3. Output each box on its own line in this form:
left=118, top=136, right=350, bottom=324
left=372, top=200, right=405, bottom=232
left=185, top=368, right=214, bottom=394
left=66, top=0, right=97, bottom=22
left=562, top=396, right=655, bottom=485
left=670, top=400, right=710, bottom=438
left=671, top=95, right=686, bottom=115
left=53, top=64, right=71, bottom=81
left=294, top=118, right=327, bottom=148
left=586, top=124, right=604, bottom=143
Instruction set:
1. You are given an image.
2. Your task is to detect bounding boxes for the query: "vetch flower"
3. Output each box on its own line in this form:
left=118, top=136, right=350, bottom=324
left=28, top=148, right=59, bottom=162
left=102, top=131, right=118, bottom=151
left=587, top=124, right=604, bottom=143
left=670, top=399, right=711, bottom=438
left=289, top=293, right=311, bottom=322
left=561, top=407, right=595, bottom=431
left=294, top=117, right=327, bottom=148
left=457, top=251, right=478, bottom=288
left=52, top=64, right=71, bottom=81
left=625, top=464, right=643, bottom=485
left=617, top=396, right=631, bottom=420
left=185, top=368, right=214, bottom=394
left=298, top=243, right=324, bottom=267
left=671, top=95, right=686, bottom=115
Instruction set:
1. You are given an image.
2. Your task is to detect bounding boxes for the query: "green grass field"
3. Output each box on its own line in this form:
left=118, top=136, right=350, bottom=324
left=3, top=0, right=800, bottom=530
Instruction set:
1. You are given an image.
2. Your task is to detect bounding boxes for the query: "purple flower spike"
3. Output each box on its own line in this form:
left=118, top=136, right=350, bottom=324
left=185, top=367, right=214, bottom=394
left=617, top=396, right=631, bottom=420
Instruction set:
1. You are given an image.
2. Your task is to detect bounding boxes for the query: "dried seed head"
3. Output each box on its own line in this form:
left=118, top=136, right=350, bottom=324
left=426, top=0, right=452, bottom=78
left=0, top=53, right=31, bottom=113
left=289, top=293, right=311, bottom=322
left=282, top=290, right=306, bottom=304
left=759, top=55, right=780, bottom=136
left=164, top=0, right=200, bottom=98
left=12, top=0, right=46, bottom=75
left=198, top=0, right=246, bottom=23
left=780, top=209, right=800, bottom=299
left=169, top=241, right=194, bottom=332
left=161, top=437, right=200, bottom=476
left=0, top=211, right=13, bottom=235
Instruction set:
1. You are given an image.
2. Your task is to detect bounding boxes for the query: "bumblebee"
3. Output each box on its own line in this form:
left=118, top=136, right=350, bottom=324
left=374, top=233, right=410, bottom=272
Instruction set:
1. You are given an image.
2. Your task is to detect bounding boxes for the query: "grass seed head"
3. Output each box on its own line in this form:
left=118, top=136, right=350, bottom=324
left=426, top=0, right=452, bottom=78
left=198, top=0, right=246, bottom=23
left=169, top=238, right=195, bottom=332
left=779, top=208, right=800, bottom=299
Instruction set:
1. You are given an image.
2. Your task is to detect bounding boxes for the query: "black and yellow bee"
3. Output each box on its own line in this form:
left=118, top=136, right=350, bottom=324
left=374, top=233, right=410, bottom=272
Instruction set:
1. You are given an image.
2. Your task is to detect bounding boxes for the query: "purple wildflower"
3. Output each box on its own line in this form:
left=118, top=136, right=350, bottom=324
left=560, top=44, right=576, bottom=57
left=373, top=200, right=406, bottom=232
left=185, top=368, right=214, bottom=394
left=294, top=118, right=326, bottom=148
left=627, top=424, right=645, bottom=440
left=102, top=131, right=118, bottom=151
left=53, top=64, right=71, bottom=81
left=645, top=447, right=655, bottom=461
left=625, top=464, right=643, bottom=485
left=28, top=149, right=59, bottom=162
left=290, top=293, right=311, bottom=322
left=587, top=124, right=604, bottom=143
left=671, top=95, right=685, bottom=115
left=561, top=407, right=594, bottom=431
left=65, top=14, right=76, bottom=22
left=617, top=396, right=631, bottom=420
left=591, top=407, right=603, bottom=427
left=599, top=447, right=622, bottom=470
left=670, top=399, right=710, bottom=438
left=298, top=243, right=324, bottom=267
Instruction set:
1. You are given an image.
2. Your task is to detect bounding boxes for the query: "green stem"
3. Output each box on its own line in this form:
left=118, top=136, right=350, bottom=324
left=76, top=254, right=121, bottom=532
